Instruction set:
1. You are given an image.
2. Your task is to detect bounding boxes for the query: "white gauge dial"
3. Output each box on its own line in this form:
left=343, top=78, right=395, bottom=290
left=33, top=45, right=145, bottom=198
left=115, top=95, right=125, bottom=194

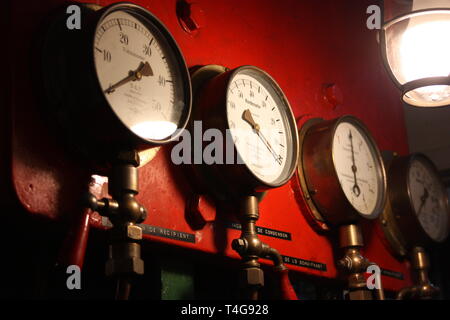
left=332, top=121, right=383, bottom=216
left=226, top=69, right=294, bottom=185
left=94, top=10, right=186, bottom=141
left=408, top=159, right=449, bottom=242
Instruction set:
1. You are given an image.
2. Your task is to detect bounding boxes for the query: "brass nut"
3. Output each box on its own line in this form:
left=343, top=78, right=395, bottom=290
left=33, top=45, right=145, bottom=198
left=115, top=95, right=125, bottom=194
left=105, top=257, right=144, bottom=276
left=116, top=150, right=140, bottom=167
left=188, top=194, right=216, bottom=227
left=242, top=267, right=264, bottom=287
left=232, top=238, right=247, bottom=255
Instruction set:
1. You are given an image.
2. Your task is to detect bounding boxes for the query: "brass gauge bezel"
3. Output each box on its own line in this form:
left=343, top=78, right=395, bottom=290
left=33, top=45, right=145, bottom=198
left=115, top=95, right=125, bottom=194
left=383, top=153, right=450, bottom=252
left=294, top=117, right=330, bottom=231
left=39, top=2, right=192, bottom=165
left=189, top=64, right=299, bottom=198
left=299, top=115, right=387, bottom=226
left=90, top=2, right=193, bottom=146
left=379, top=187, right=409, bottom=257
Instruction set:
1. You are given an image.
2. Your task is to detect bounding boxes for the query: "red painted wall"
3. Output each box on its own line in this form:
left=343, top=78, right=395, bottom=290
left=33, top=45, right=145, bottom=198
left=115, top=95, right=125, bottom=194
left=5, top=0, right=411, bottom=292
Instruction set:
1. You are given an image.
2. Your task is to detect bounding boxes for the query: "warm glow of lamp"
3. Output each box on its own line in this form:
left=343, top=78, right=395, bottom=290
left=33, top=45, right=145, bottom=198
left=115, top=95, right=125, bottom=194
left=381, top=0, right=450, bottom=107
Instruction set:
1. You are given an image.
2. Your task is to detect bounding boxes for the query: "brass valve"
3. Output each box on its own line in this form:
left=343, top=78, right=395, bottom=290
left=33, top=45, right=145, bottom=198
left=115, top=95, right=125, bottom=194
left=232, top=195, right=292, bottom=300
left=85, top=150, right=147, bottom=300
left=338, top=224, right=385, bottom=300
left=337, top=248, right=371, bottom=277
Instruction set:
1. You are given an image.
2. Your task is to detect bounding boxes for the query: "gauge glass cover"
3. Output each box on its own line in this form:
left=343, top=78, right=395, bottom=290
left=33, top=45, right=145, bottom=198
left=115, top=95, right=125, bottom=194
left=408, top=158, right=449, bottom=242
left=93, top=9, right=187, bottom=142
left=226, top=68, right=295, bottom=186
left=332, top=121, right=384, bottom=216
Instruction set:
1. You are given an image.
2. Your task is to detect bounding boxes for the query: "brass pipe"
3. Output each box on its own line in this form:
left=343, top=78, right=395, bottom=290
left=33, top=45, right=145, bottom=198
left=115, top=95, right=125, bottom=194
left=232, top=195, right=295, bottom=299
left=337, top=224, right=385, bottom=300
left=264, top=246, right=285, bottom=270
left=396, top=247, right=440, bottom=300
left=115, top=277, right=131, bottom=300
left=86, top=150, right=147, bottom=300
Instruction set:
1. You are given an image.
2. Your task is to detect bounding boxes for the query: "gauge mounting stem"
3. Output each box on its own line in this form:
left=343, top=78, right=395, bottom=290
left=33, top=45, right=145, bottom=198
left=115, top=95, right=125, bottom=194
left=337, top=224, right=385, bottom=300
left=397, top=247, right=440, bottom=300
left=232, top=195, right=296, bottom=300
left=85, top=150, right=147, bottom=300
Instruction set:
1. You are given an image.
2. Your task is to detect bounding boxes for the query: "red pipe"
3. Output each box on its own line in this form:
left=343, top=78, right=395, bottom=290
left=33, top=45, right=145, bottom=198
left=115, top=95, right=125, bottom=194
left=275, top=268, right=298, bottom=300
left=58, top=208, right=92, bottom=269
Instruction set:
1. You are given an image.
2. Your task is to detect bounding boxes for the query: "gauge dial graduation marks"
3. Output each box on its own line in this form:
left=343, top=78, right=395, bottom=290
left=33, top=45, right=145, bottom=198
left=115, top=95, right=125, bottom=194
left=227, top=72, right=291, bottom=185
left=40, top=2, right=192, bottom=163
left=93, top=8, right=189, bottom=142
left=408, top=158, right=449, bottom=242
left=332, top=121, right=383, bottom=217
left=384, top=153, right=450, bottom=251
left=191, top=65, right=299, bottom=197
left=300, top=116, right=387, bottom=225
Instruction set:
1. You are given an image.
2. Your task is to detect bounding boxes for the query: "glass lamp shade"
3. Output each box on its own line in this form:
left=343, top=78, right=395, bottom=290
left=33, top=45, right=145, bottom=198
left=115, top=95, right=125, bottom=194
left=381, top=0, right=450, bottom=107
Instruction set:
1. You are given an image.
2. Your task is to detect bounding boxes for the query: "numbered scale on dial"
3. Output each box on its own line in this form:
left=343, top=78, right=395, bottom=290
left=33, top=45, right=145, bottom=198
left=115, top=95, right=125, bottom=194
left=380, top=153, right=450, bottom=257
left=296, top=116, right=387, bottom=226
left=40, top=2, right=192, bottom=164
left=190, top=65, right=299, bottom=198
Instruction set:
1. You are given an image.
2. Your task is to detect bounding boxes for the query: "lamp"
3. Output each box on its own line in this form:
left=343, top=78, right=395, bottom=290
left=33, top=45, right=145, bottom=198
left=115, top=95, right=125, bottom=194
left=381, top=0, right=450, bottom=107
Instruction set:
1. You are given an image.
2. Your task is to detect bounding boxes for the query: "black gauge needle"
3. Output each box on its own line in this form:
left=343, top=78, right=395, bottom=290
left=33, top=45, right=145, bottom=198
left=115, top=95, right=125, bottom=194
left=242, top=109, right=282, bottom=165
left=348, top=130, right=361, bottom=197
left=417, top=187, right=429, bottom=216
left=105, top=61, right=153, bottom=94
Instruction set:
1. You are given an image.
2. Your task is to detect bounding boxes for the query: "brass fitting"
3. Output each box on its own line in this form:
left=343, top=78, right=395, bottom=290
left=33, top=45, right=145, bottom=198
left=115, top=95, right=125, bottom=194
left=397, top=247, right=440, bottom=300
left=232, top=195, right=289, bottom=299
left=338, top=224, right=384, bottom=300
left=106, top=242, right=144, bottom=276
left=240, top=266, right=265, bottom=288
left=337, top=248, right=370, bottom=275
left=85, top=150, right=147, bottom=300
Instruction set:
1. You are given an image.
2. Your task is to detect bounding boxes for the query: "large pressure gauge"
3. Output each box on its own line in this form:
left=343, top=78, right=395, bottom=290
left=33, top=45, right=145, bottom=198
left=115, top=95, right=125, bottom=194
left=191, top=65, right=299, bottom=198
left=40, top=2, right=191, bottom=163
left=380, top=153, right=450, bottom=256
left=297, top=116, right=387, bottom=226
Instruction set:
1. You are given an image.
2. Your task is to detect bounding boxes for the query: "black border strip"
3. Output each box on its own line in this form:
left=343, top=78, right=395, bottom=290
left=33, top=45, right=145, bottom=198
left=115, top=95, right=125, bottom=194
left=101, top=218, right=196, bottom=243
left=281, top=254, right=327, bottom=271
left=381, top=268, right=404, bottom=280
left=140, top=224, right=196, bottom=243
left=224, top=221, right=292, bottom=241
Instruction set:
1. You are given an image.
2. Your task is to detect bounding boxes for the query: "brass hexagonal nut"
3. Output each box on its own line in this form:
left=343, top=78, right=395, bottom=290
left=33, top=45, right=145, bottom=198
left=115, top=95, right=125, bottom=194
left=105, top=257, right=144, bottom=277
left=241, top=267, right=264, bottom=287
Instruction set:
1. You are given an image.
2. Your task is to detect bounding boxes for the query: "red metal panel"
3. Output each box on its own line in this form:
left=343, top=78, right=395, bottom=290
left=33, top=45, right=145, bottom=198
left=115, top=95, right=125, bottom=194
left=6, top=0, right=412, bottom=291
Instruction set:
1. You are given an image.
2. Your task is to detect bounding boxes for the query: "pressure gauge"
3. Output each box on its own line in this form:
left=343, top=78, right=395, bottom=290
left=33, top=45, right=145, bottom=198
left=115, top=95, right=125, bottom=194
left=40, top=3, right=191, bottom=163
left=298, top=116, right=387, bottom=226
left=380, top=153, right=450, bottom=256
left=191, top=65, right=299, bottom=198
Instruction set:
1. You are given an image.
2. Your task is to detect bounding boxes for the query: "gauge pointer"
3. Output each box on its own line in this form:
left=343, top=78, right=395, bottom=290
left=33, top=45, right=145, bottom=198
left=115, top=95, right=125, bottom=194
left=242, top=109, right=260, bottom=131
left=348, top=130, right=361, bottom=197
left=105, top=61, right=153, bottom=94
left=242, top=109, right=282, bottom=165
left=417, top=187, right=429, bottom=216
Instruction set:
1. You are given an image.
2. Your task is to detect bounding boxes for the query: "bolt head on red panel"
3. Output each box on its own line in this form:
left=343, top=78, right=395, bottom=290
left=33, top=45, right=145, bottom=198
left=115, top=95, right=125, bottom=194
left=187, top=194, right=216, bottom=227
left=177, top=1, right=206, bottom=34
left=322, top=84, right=343, bottom=109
